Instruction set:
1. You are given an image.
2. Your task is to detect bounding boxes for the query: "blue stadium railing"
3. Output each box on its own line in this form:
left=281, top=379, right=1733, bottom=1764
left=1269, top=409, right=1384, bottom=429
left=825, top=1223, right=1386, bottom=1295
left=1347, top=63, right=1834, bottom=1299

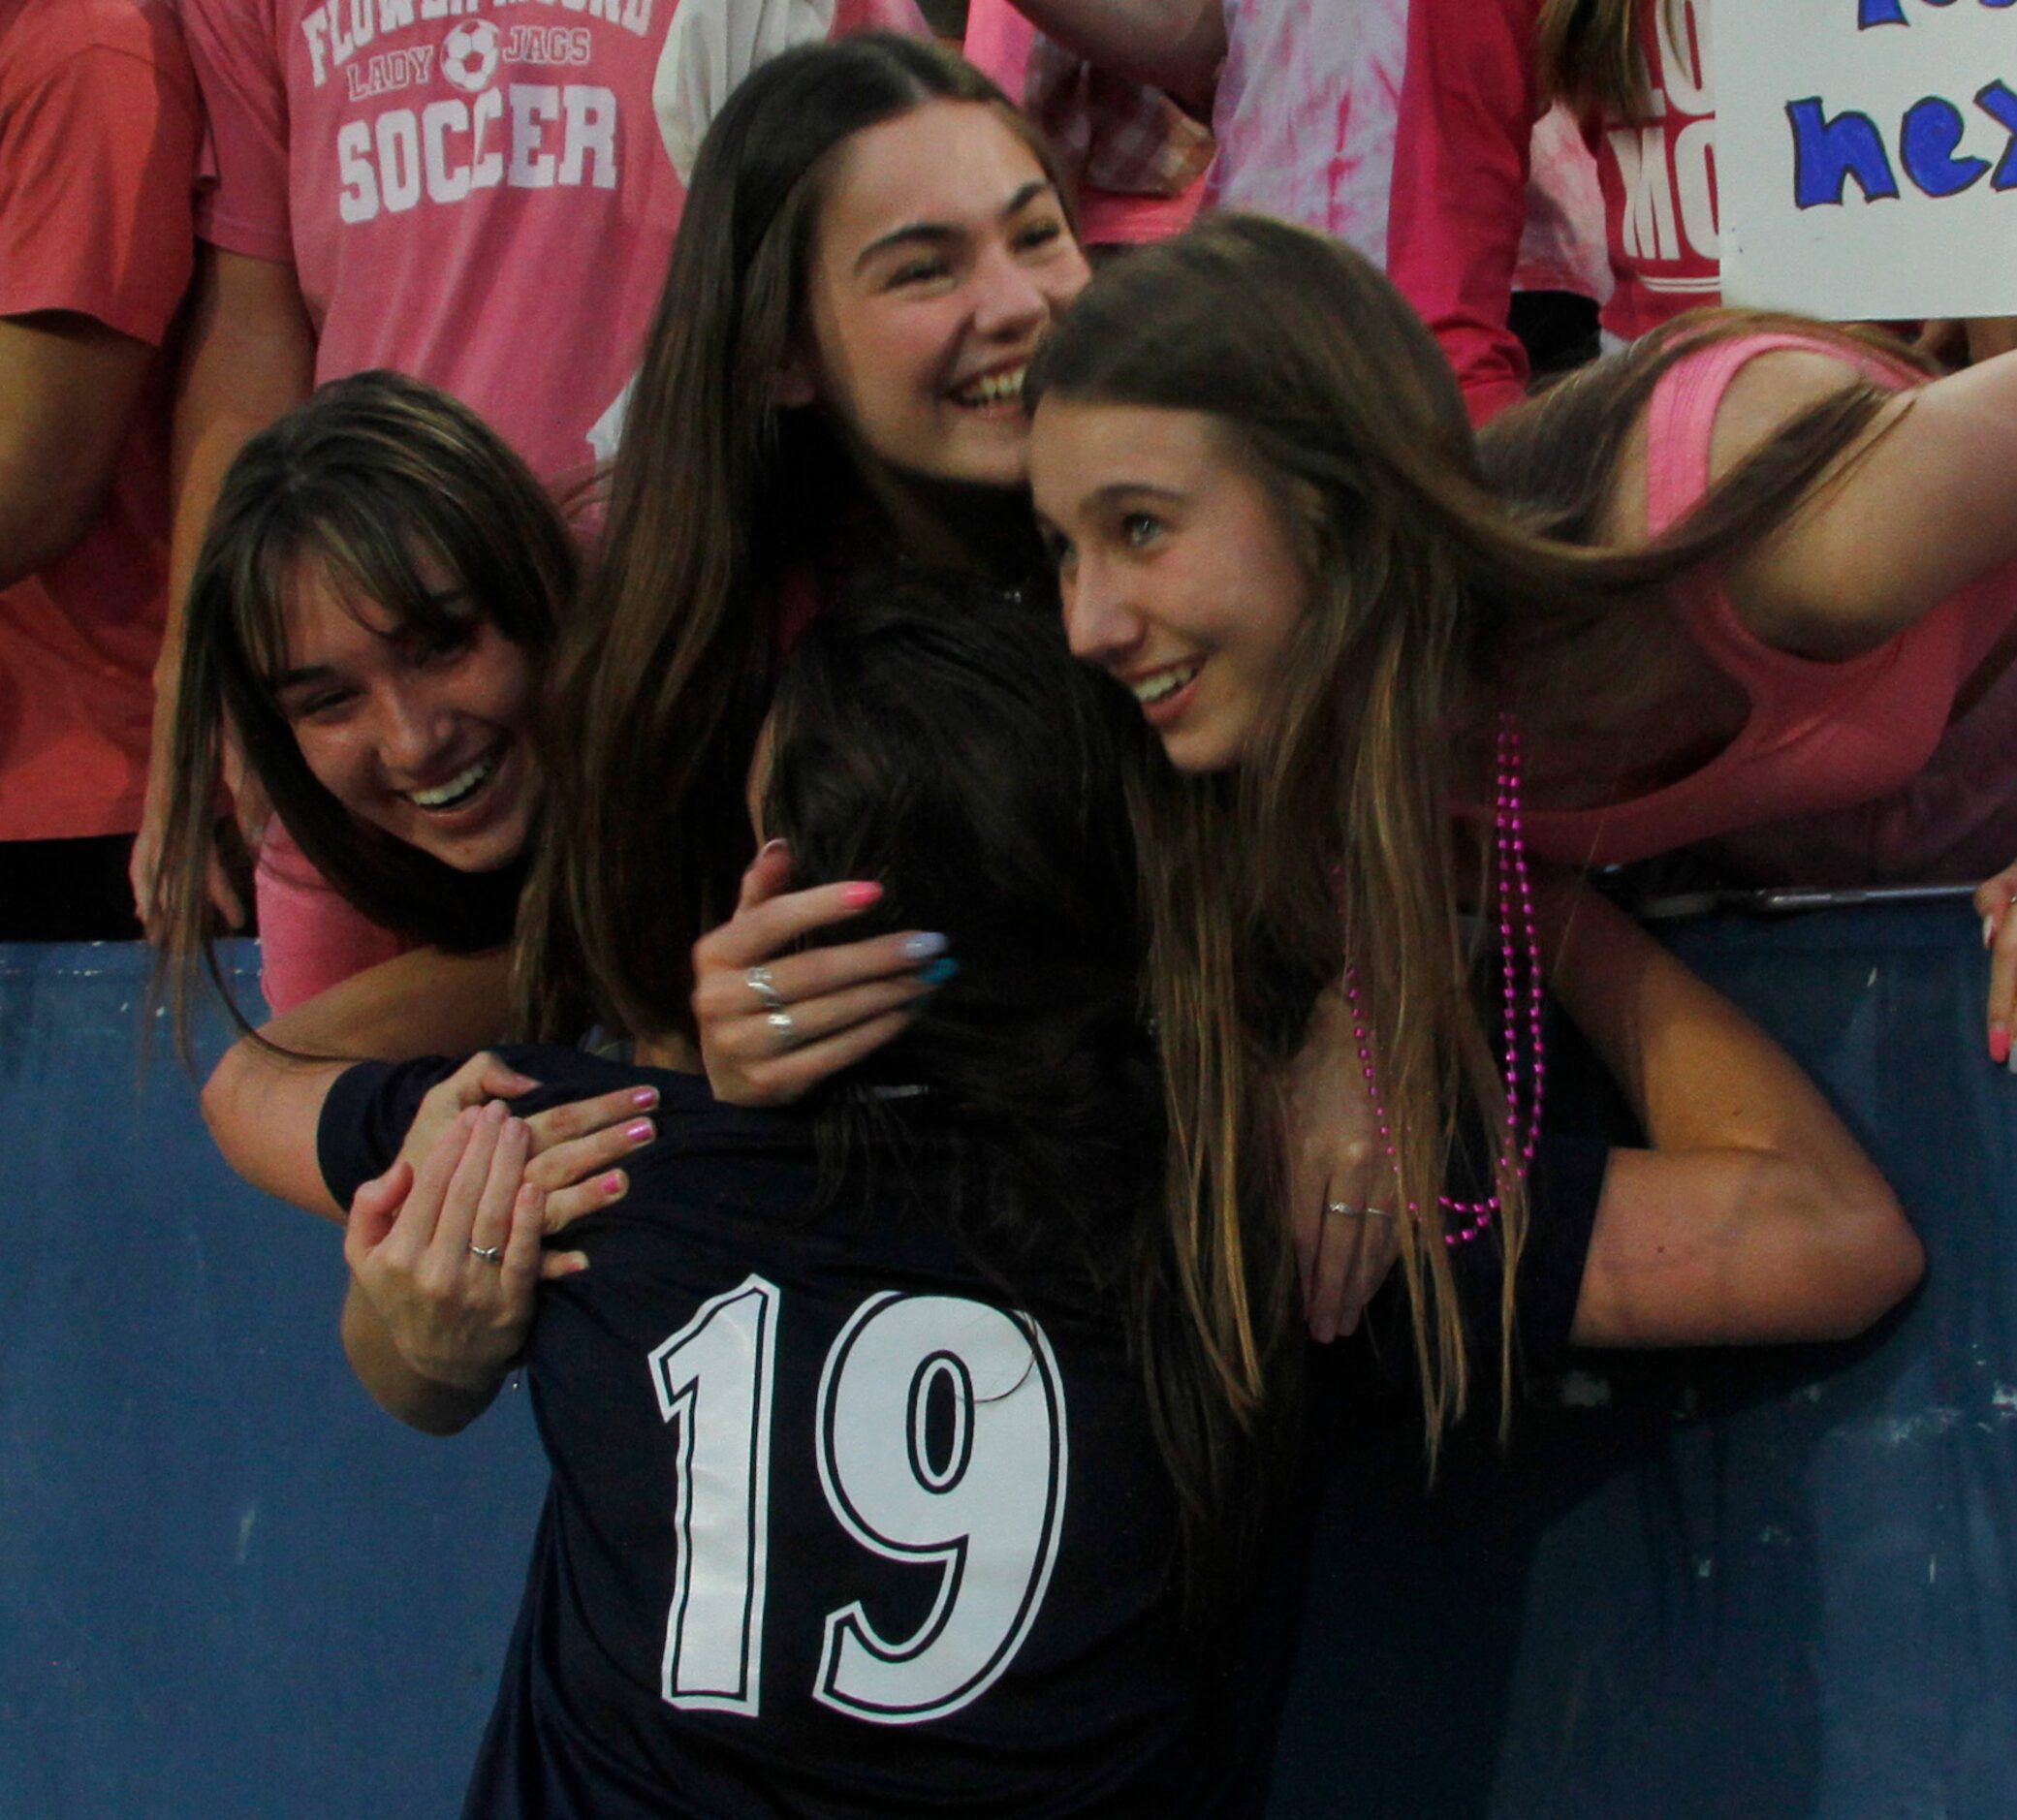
left=3, top=913, right=2010, bottom=1817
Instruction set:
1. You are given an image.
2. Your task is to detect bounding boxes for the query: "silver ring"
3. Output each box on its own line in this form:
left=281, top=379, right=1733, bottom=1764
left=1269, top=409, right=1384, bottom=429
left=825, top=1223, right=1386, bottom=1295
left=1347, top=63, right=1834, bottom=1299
left=469, top=1242, right=503, bottom=1264
left=1325, top=1201, right=1396, bottom=1220
left=745, top=963, right=787, bottom=1010
left=767, top=1007, right=799, bottom=1047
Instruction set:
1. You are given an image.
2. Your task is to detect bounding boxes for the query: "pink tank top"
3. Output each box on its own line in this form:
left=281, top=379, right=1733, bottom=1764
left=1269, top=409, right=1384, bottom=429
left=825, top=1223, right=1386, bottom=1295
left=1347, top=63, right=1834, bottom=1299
left=1522, top=332, right=2017, bottom=869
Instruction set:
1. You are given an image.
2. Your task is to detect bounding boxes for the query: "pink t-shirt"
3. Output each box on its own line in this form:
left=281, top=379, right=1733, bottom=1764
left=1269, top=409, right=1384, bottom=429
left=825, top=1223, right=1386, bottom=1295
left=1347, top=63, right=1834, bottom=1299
left=180, top=0, right=686, bottom=485
left=1387, top=0, right=1718, bottom=424
left=1522, top=334, right=2017, bottom=881
left=181, top=0, right=685, bottom=994
left=0, top=0, right=196, bottom=841
left=254, top=820, right=413, bottom=1013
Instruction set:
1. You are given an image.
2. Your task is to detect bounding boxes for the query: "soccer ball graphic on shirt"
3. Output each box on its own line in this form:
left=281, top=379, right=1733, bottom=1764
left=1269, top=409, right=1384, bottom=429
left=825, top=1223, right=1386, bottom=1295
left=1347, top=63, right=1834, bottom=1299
left=440, top=19, right=500, bottom=94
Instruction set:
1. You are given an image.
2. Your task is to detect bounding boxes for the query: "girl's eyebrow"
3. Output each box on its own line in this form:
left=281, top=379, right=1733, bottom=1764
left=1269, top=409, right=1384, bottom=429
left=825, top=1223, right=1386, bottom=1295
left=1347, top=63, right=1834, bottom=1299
left=1087, top=482, right=1186, bottom=509
left=853, top=179, right=1056, bottom=271
left=271, top=662, right=336, bottom=691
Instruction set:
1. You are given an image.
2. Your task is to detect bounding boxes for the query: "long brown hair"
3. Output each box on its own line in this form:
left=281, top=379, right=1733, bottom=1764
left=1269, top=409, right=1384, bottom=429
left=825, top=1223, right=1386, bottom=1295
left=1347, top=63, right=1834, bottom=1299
left=151, top=370, right=576, bottom=1053
left=1028, top=215, right=1907, bottom=1453
left=514, top=35, right=1075, bottom=1044
left=1029, top=218, right=1519, bottom=1454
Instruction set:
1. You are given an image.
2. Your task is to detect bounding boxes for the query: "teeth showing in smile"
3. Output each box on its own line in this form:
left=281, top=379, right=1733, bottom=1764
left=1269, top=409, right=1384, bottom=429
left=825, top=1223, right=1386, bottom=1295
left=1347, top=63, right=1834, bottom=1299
left=407, top=751, right=497, bottom=811
left=954, top=365, right=1027, bottom=408
left=1132, top=661, right=1202, bottom=706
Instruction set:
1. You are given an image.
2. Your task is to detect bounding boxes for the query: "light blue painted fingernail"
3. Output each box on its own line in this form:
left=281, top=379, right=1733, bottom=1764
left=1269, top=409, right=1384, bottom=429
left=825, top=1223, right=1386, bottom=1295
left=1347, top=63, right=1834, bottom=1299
left=919, top=957, right=960, bottom=986
left=901, top=931, right=950, bottom=961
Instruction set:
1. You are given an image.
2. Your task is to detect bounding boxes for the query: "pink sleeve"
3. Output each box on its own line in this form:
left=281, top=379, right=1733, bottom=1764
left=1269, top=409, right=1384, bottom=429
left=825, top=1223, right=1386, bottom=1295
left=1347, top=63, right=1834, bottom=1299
left=1386, top=0, right=1540, bottom=426
left=254, top=823, right=412, bottom=1014
left=179, top=0, right=295, bottom=264
left=0, top=12, right=198, bottom=343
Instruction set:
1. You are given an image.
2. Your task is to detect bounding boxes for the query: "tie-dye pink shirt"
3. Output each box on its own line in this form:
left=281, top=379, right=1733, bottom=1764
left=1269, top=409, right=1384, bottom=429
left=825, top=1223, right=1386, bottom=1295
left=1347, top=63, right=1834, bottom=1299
left=1207, top=0, right=1606, bottom=353
left=1387, top=0, right=1718, bottom=424
left=1207, top=0, right=1410, bottom=259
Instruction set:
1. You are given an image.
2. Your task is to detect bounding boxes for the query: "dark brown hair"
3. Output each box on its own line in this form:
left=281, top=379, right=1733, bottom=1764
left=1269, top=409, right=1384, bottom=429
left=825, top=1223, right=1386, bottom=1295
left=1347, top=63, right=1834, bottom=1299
left=763, top=575, right=1279, bottom=1580
left=766, top=576, right=1148, bottom=1222
left=514, top=34, right=1075, bottom=1045
left=152, top=370, right=575, bottom=1051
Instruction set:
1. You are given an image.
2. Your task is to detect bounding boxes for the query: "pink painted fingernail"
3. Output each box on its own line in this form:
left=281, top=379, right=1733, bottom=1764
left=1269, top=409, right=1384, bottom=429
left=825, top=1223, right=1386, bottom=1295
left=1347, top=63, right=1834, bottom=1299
left=841, top=881, right=883, bottom=908
left=600, top=1171, right=626, bottom=1198
left=759, top=837, right=789, bottom=861
left=625, top=1119, right=654, bottom=1145
left=631, top=1086, right=660, bottom=1110
left=1987, top=915, right=1999, bottom=951
left=1992, top=1022, right=2010, bottom=1066
left=482, top=1100, right=508, bottom=1125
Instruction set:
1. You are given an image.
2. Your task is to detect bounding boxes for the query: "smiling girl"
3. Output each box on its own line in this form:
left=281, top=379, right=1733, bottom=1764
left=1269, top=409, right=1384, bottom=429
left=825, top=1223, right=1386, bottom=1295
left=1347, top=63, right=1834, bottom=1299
left=1027, top=212, right=2017, bottom=1051
left=269, top=564, right=536, bottom=877
left=1024, top=213, right=1923, bottom=1437
left=153, top=369, right=572, bottom=1037
left=515, top=35, right=1091, bottom=1047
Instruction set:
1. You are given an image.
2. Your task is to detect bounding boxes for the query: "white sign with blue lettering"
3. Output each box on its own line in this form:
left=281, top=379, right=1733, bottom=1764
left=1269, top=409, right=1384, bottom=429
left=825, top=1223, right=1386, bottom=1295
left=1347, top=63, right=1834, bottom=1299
left=1720, top=0, right=2017, bottom=316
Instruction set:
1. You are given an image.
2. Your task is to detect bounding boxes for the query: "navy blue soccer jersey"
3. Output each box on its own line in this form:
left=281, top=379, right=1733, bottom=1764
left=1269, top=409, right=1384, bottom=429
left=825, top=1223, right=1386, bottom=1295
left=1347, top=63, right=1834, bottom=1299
left=322, top=1051, right=1268, bottom=1819
left=320, top=1045, right=1611, bottom=1818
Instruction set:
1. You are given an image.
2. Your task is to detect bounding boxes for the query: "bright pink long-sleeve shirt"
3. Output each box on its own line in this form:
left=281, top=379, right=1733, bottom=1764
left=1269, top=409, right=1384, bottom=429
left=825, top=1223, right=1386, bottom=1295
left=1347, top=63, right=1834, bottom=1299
left=1388, top=0, right=1718, bottom=424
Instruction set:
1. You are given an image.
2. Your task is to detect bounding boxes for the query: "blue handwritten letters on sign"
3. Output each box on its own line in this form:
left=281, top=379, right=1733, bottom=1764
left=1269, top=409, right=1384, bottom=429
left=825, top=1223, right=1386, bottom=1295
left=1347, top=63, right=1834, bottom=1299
left=1858, top=0, right=2014, bottom=28
left=1791, top=4, right=2017, bottom=206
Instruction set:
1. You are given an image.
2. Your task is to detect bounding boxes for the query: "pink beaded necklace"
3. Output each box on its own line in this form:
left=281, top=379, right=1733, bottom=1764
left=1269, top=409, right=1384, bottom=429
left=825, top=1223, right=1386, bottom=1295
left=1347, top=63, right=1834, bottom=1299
left=1339, top=712, right=1546, bottom=1246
